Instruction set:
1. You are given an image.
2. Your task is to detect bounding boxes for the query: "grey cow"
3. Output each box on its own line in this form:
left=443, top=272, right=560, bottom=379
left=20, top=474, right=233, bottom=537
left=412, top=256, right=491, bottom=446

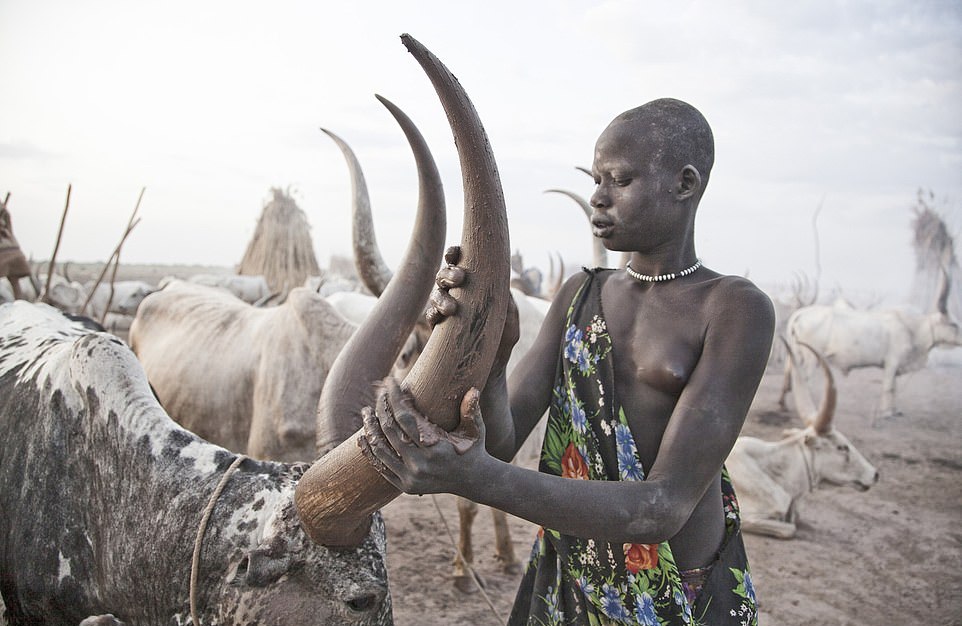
left=0, top=301, right=391, bottom=625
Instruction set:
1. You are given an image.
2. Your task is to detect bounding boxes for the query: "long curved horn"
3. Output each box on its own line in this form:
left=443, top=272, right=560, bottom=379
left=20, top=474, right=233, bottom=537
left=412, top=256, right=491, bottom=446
left=321, top=128, right=394, bottom=297
left=295, top=34, right=510, bottom=547
left=549, top=251, right=564, bottom=298
left=314, top=95, right=447, bottom=456
left=545, top=188, right=608, bottom=268
left=575, top=165, right=592, bottom=178
left=780, top=335, right=815, bottom=424
left=798, top=340, right=836, bottom=434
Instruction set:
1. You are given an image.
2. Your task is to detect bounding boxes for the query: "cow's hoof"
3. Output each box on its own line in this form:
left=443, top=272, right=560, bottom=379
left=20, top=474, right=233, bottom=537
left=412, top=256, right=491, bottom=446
left=454, top=573, right=484, bottom=594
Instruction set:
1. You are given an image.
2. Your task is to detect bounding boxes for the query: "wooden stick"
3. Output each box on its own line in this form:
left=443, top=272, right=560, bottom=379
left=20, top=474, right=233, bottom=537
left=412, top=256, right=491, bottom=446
left=80, top=188, right=145, bottom=316
left=41, top=184, right=71, bottom=303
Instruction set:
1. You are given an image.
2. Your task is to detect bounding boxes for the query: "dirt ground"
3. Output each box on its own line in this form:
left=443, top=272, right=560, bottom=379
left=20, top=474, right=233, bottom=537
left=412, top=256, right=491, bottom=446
left=381, top=362, right=962, bottom=626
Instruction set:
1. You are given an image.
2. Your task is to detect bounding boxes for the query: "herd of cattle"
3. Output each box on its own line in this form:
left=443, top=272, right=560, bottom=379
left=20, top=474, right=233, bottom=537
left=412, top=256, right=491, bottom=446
left=3, top=41, right=962, bottom=626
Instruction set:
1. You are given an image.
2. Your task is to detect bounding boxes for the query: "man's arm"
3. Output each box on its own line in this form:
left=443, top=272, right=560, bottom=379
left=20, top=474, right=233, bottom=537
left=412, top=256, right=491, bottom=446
left=368, top=277, right=774, bottom=544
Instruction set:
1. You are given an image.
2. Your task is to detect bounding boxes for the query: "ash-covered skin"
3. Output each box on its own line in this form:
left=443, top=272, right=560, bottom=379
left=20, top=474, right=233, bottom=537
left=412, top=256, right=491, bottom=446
left=0, top=302, right=392, bottom=625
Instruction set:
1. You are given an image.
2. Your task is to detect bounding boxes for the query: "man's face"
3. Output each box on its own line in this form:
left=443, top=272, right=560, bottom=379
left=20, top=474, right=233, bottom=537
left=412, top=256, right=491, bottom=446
left=588, top=120, right=679, bottom=254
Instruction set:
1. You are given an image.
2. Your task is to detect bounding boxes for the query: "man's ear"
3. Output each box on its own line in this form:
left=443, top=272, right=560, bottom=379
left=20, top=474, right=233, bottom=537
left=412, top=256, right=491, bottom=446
left=675, top=165, right=702, bottom=200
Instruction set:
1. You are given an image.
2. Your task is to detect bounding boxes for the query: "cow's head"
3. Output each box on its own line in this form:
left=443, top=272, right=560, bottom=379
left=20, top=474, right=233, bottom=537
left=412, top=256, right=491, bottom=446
left=113, top=282, right=153, bottom=316
left=798, top=426, right=879, bottom=491
left=214, top=495, right=391, bottom=625
left=786, top=339, right=879, bottom=491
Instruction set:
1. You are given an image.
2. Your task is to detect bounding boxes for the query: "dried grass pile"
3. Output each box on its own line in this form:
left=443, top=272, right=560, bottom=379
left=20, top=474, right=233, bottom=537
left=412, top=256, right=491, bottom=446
left=909, top=189, right=960, bottom=318
left=238, top=188, right=321, bottom=296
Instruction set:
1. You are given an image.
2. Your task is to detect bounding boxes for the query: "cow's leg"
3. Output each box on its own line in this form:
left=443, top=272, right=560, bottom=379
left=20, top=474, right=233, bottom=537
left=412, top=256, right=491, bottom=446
left=454, top=496, right=481, bottom=593
left=9, top=277, right=23, bottom=300
left=877, top=362, right=901, bottom=419
left=490, top=507, right=520, bottom=574
left=777, top=358, right=792, bottom=411
left=740, top=516, right=798, bottom=539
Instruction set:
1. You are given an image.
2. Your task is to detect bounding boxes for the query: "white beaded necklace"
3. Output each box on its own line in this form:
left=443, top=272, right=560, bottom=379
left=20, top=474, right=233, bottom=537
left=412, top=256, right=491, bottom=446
left=625, top=258, right=702, bottom=282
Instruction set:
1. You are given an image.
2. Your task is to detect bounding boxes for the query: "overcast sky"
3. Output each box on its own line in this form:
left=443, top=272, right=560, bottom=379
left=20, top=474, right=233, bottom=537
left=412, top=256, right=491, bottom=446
left=2, top=0, right=960, bottom=305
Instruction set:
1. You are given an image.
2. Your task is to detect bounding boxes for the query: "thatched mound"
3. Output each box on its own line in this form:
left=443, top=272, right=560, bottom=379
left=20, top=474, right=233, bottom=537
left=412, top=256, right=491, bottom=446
left=909, top=189, right=960, bottom=318
left=237, top=188, right=321, bottom=296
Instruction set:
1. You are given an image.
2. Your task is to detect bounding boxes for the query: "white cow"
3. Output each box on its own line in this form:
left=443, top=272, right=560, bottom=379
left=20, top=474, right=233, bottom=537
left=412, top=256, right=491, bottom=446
left=186, top=273, right=272, bottom=304
left=728, top=341, right=879, bottom=538
left=130, top=280, right=361, bottom=463
left=84, top=280, right=153, bottom=319
left=779, top=272, right=962, bottom=417
left=20, top=273, right=88, bottom=314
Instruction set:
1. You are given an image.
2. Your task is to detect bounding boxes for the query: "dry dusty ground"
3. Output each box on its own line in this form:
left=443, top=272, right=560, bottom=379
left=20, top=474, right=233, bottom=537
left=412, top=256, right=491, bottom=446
left=382, top=363, right=962, bottom=626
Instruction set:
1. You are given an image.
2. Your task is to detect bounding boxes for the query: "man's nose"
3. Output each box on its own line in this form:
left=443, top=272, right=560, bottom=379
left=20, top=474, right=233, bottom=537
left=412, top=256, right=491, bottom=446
left=590, top=188, right=608, bottom=209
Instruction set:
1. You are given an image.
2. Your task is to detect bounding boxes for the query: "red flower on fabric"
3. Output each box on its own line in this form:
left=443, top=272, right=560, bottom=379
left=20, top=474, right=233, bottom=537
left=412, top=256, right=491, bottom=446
left=561, top=443, right=590, bottom=480
left=624, top=543, right=659, bottom=573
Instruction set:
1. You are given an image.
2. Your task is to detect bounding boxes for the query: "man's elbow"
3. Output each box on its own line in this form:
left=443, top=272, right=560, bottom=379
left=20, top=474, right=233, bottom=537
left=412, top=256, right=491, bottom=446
left=622, top=487, right=690, bottom=544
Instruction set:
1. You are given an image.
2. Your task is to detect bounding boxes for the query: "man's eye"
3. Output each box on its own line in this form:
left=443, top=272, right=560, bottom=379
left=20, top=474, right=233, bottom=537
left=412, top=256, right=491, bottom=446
left=613, top=178, right=631, bottom=187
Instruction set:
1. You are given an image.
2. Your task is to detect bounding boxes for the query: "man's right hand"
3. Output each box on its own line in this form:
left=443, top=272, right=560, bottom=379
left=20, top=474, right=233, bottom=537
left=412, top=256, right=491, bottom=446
left=425, top=245, right=520, bottom=373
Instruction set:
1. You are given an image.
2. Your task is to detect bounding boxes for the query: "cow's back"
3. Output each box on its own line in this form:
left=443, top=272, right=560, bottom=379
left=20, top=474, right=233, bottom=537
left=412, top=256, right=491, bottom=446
left=0, top=302, right=193, bottom=620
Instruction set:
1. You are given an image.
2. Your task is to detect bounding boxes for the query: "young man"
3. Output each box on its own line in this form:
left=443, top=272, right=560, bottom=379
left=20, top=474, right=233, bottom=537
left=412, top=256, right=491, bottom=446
left=363, top=98, right=774, bottom=625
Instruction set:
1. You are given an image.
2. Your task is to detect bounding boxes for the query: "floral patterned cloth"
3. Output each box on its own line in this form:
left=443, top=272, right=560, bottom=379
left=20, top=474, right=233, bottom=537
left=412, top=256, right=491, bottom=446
left=507, top=269, right=759, bottom=625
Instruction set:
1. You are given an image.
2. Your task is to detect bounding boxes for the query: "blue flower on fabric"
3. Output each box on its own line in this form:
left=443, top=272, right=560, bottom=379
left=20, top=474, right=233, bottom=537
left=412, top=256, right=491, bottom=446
left=576, top=575, right=595, bottom=597
left=543, top=584, right=563, bottom=623
left=673, top=587, right=693, bottom=624
left=744, top=571, right=756, bottom=604
left=614, top=424, right=635, bottom=456
left=569, top=393, right=587, bottom=433
left=600, top=584, right=630, bottom=621
left=617, top=447, right=645, bottom=481
left=634, top=592, right=659, bottom=626
left=564, top=325, right=582, bottom=362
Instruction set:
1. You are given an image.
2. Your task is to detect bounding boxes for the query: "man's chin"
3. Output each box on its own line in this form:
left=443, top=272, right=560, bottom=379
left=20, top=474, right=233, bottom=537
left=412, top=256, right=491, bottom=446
left=592, top=225, right=615, bottom=240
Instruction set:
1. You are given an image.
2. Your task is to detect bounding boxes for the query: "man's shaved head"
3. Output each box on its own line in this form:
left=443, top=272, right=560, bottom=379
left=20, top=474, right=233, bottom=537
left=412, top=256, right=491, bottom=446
left=608, top=98, right=714, bottom=187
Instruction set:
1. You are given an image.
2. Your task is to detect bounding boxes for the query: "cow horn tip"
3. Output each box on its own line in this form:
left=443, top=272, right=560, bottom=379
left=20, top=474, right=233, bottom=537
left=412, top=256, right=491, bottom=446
left=374, top=93, right=394, bottom=109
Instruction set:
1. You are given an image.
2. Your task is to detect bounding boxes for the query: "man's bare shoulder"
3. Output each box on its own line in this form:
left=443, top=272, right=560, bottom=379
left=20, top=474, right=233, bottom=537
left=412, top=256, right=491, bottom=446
left=700, top=274, right=775, bottom=325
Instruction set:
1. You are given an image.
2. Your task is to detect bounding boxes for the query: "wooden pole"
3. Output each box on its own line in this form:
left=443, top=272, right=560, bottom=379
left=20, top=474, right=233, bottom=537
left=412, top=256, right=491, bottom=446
left=80, top=188, right=144, bottom=316
left=41, top=184, right=71, bottom=303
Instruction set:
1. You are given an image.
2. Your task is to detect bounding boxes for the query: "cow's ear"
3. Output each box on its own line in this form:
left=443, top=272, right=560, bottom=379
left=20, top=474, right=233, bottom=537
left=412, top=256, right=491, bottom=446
left=230, top=537, right=293, bottom=588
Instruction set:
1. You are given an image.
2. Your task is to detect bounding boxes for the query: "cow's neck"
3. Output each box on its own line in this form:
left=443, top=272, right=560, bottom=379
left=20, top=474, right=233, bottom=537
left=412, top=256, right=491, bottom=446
left=762, top=432, right=819, bottom=496
left=56, top=323, right=293, bottom=617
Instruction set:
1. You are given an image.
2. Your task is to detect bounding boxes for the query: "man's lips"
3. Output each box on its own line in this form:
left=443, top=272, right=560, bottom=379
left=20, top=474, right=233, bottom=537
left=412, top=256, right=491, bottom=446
left=591, top=215, right=614, bottom=238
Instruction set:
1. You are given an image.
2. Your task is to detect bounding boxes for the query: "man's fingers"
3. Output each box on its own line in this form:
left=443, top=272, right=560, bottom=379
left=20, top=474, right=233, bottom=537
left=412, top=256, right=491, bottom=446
left=449, top=387, right=483, bottom=455
left=360, top=407, right=405, bottom=485
left=459, top=387, right=481, bottom=422
left=436, top=265, right=465, bottom=290
left=443, top=245, right=462, bottom=266
left=430, top=289, right=458, bottom=317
